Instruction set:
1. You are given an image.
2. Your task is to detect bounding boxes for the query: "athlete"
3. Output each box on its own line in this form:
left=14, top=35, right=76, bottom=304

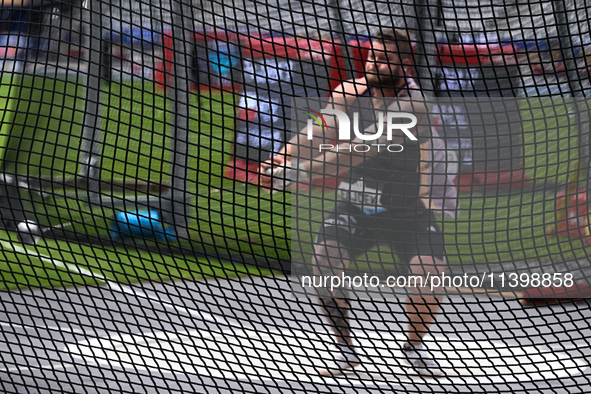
left=260, top=28, right=447, bottom=377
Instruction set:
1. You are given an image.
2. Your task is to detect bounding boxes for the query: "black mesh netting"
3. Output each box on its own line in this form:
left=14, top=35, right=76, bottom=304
left=1, top=0, right=591, bottom=393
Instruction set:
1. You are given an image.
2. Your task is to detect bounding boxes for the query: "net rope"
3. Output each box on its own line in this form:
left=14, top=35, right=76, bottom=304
left=0, top=0, right=591, bottom=392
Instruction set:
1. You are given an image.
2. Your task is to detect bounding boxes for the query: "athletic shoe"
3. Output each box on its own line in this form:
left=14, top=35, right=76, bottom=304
left=16, top=220, right=41, bottom=245
left=318, top=343, right=362, bottom=377
left=402, top=342, right=444, bottom=377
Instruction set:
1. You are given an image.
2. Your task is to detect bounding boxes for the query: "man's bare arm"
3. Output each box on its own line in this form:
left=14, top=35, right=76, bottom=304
left=271, top=79, right=367, bottom=163
left=258, top=84, right=357, bottom=187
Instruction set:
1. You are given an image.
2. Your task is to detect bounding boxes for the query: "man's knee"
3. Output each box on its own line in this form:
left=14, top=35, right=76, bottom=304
left=409, top=255, right=446, bottom=276
left=313, top=240, right=350, bottom=276
left=318, top=297, right=351, bottom=313
left=408, top=256, right=446, bottom=297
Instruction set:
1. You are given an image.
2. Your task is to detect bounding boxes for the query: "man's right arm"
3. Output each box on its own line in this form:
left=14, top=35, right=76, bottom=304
left=259, top=80, right=363, bottom=185
left=279, top=85, right=356, bottom=161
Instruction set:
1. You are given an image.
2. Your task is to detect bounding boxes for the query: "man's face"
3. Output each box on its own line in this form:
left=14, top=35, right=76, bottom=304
left=364, top=41, right=406, bottom=86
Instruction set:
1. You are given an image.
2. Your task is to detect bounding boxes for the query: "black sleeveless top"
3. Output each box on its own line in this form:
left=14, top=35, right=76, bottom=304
left=337, top=82, right=426, bottom=217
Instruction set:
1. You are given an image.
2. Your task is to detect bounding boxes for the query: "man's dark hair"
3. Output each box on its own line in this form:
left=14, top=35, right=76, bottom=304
left=372, top=27, right=414, bottom=60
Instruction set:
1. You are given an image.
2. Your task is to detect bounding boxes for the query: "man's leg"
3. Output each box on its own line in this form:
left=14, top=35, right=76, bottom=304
left=405, top=255, right=445, bottom=345
left=313, top=239, right=361, bottom=375
left=402, top=255, right=446, bottom=376
left=313, top=239, right=353, bottom=346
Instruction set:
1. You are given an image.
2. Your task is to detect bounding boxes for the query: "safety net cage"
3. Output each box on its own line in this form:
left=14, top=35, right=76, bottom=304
left=1, top=0, right=591, bottom=392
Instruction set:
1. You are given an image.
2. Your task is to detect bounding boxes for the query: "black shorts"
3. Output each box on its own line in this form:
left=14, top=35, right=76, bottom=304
left=315, top=201, right=446, bottom=264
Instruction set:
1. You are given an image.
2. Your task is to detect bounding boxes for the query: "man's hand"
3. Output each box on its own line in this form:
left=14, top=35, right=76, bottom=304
left=259, top=159, right=309, bottom=193
left=258, top=155, right=287, bottom=190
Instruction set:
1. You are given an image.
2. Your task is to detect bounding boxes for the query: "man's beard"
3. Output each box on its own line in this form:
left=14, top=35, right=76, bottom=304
left=365, top=69, right=397, bottom=87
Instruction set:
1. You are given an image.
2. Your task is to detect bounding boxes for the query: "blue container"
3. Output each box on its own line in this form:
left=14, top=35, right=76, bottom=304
left=110, top=210, right=176, bottom=241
